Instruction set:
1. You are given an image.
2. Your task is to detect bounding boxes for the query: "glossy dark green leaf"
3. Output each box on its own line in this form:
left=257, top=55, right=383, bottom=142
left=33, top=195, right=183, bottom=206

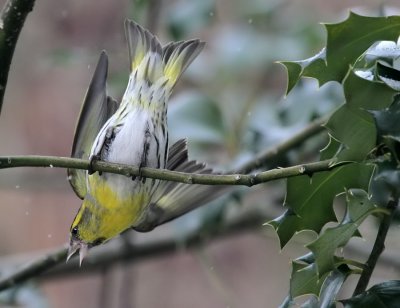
left=290, top=262, right=328, bottom=298
left=300, top=265, right=351, bottom=308
left=325, top=71, right=397, bottom=162
left=268, top=164, right=374, bottom=248
left=370, top=94, right=400, bottom=142
left=341, top=280, right=400, bottom=307
left=282, top=12, right=400, bottom=93
left=370, top=158, right=400, bottom=207
left=320, top=137, right=343, bottom=161
left=280, top=48, right=326, bottom=94
left=307, top=189, right=385, bottom=277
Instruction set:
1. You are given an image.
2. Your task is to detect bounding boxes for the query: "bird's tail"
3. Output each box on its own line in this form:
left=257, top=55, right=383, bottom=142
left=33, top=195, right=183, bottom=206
left=125, top=19, right=205, bottom=88
left=133, top=139, right=229, bottom=232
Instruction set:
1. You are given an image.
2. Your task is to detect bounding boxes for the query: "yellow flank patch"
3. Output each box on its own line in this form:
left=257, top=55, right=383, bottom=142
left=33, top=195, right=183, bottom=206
left=76, top=175, right=150, bottom=243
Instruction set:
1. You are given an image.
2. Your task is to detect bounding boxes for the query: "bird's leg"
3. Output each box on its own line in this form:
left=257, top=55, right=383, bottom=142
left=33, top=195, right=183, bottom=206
left=88, top=154, right=101, bottom=175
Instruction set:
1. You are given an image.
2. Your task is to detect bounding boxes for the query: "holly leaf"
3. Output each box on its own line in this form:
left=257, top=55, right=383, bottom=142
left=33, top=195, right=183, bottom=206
left=370, top=157, right=400, bottom=207
left=290, top=261, right=328, bottom=298
left=268, top=163, right=374, bottom=248
left=325, top=71, right=397, bottom=162
left=281, top=48, right=327, bottom=94
left=300, top=265, right=351, bottom=308
left=307, top=189, right=387, bottom=277
left=281, top=12, right=400, bottom=94
left=370, top=94, right=400, bottom=142
left=341, top=280, right=400, bottom=307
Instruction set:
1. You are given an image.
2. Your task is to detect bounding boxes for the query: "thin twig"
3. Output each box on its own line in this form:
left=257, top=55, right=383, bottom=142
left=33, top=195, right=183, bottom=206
left=0, top=245, right=67, bottom=291
left=0, top=155, right=345, bottom=187
left=353, top=198, right=398, bottom=295
left=0, top=116, right=329, bottom=290
left=0, top=0, right=35, bottom=114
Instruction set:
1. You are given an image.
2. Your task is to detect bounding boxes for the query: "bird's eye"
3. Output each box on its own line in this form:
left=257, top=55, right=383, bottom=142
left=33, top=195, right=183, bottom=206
left=71, top=227, right=79, bottom=236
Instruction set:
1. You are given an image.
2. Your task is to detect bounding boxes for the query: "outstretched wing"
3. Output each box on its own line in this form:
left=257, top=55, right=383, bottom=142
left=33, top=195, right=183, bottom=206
left=68, top=51, right=118, bottom=199
left=133, top=139, right=228, bottom=232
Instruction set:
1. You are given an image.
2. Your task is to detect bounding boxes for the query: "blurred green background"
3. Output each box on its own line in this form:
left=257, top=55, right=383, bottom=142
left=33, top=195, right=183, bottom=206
left=0, top=0, right=400, bottom=307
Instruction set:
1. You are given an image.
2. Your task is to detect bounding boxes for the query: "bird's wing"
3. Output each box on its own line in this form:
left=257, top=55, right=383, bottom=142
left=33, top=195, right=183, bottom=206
left=133, top=139, right=229, bottom=232
left=68, top=51, right=118, bottom=199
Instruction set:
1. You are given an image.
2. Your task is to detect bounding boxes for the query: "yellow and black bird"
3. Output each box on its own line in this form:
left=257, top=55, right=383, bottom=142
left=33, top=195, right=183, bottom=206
left=67, top=19, right=224, bottom=264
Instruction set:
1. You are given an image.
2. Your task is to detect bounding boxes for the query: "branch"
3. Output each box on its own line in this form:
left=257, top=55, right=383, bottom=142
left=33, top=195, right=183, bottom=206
left=353, top=198, right=398, bottom=295
left=0, top=210, right=266, bottom=290
left=0, top=155, right=345, bottom=186
left=0, top=116, right=329, bottom=290
left=0, top=246, right=67, bottom=291
left=0, top=0, right=35, bottom=114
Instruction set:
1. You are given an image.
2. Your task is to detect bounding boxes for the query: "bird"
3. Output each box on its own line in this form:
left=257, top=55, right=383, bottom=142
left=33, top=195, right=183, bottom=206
left=67, top=19, right=225, bottom=265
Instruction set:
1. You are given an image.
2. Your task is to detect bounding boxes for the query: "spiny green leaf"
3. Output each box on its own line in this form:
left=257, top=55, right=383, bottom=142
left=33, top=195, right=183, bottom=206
left=325, top=104, right=376, bottom=162
left=282, top=12, right=400, bottom=93
left=370, top=94, right=400, bottom=142
left=300, top=265, right=351, bottom=308
left=325, top=13, right=400, bottom=82
left=370, top=158, right=400, bottom=207
left=324, top=71, right=397, bottom=161
left=268, top=163, right=374, bottom=248
left=341, top=280, right=400, bottom=307
left=290, top=262, right=328, bottom=298
left=307, top=189, right=386, bottom=277
left=280, top=49, right=326, bottom=94
left=343, top=70, right=396, bottom=110
left=320, top=137, right=343, bottom=161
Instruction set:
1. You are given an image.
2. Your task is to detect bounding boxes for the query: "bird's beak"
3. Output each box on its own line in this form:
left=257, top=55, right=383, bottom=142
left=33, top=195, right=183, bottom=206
left=67, top=240, right=88, bottom=266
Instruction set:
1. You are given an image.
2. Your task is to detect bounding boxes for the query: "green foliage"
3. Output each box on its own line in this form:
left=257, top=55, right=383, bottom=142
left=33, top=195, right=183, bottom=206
left=326, top=72, right=397, bottom=161
left=281, top=13, right=400, bottom=93
left=276, top=11, right=400, bottom=305
left=307, top=189, right=387, bottom=277
left=371, top=94, right=400, bottom=143
left=283, top=255, right=351, bottom=307
left=283, top=189, right=384, bottom=301
left=341, top=280, right=400, bottom=307
left=290, top=261, right=328, bottom=298
left=269, top=165, right=374, bottom=248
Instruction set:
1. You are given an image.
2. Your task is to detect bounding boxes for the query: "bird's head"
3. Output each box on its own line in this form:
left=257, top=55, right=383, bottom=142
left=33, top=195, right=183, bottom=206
left=67, top=197, right=106, bottom=265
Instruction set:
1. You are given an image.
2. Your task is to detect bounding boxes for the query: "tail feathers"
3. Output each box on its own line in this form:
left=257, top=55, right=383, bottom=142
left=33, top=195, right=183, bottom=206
left=125, top=19, right=162, bottom=72
left=125, top=19, right=205, bottom=88
left=133, top=139, right=228, bottom=232
left=163, top=39, right=205, bottom=87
